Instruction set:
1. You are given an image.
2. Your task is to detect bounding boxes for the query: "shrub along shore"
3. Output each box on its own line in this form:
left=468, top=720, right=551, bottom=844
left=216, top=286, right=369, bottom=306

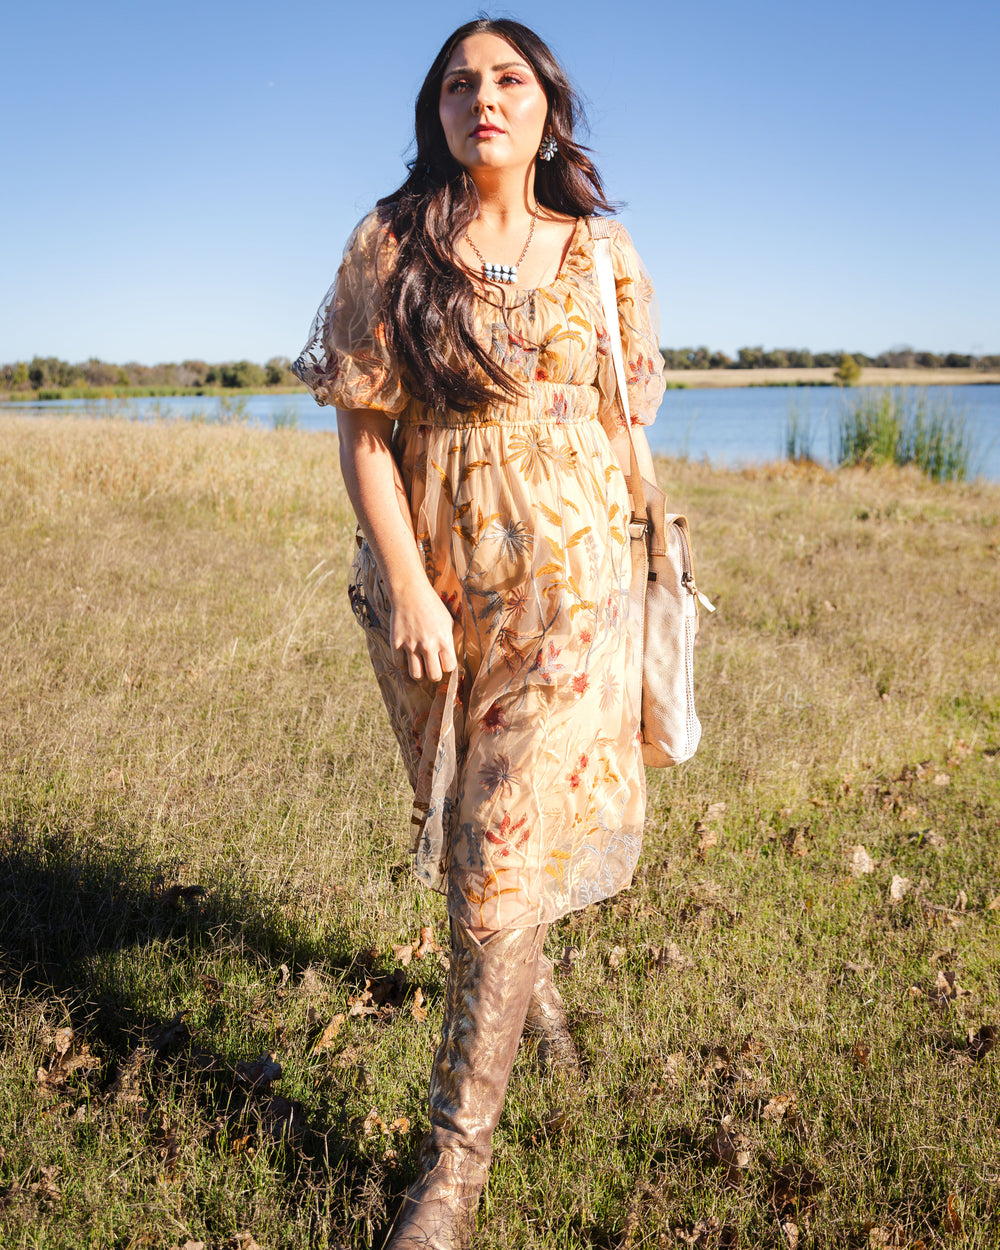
left=4, top=367, right=1000, bottom=403
left=1, top=416, right=998, bottom=1249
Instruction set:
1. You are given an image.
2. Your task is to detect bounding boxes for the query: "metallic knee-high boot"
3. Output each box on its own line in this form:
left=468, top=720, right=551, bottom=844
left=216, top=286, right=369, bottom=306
left=385, top=921, right=545, bottom=1250
left=523, top=953, right=582, bottom=1077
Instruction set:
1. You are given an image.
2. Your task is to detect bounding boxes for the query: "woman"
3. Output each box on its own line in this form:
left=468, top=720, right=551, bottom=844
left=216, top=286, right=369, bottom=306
left=294, top=18, right=664, bottom=1247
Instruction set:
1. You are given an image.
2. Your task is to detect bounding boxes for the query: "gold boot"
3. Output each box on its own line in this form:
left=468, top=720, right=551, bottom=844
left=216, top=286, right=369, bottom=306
left=524, top=952, right=582, bottom=1077
left=384, top=921, right=545, bottom=1250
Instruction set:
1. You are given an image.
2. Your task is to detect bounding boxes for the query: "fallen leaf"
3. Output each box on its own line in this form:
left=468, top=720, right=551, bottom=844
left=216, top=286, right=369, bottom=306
left=931, top=969, right=969, bottom=1009
left=650, top=941, right=694, bottom=972
left=911, top=829, right=946, bottom=849
left=36, top=1030, right=101, bottom=1094
left=704, top=801, right=727, bottom=822
left=231, top=1236, right=264, bottom=1250
left=865, top=1226, right=909, bottom=1248
left=162, top=884, right=207, bottom=907
left=298, top=965, right=329, bottom=995
left=28, top=1166, right=61, bottom=1202
left=672, top=1216, right=720, bottom=1247
left=889, top=875, right=913, bottom=904
left=781, top=1219, right=799, bottom=1249
left=769, top=1163, right=824, bottom=1215
left=360, top=1108, right=385, bottom=1136
left=50, top=1027, right=74, bottom=1057
left=190, top=1049, right=223, bottom=1076
left=151, top=1012, right=190, bottom=1052
left=698, top=1045, right=732, bottom=1087
left=662, top=1052, right=686, bottom=1087
left=967, top=1024, right=995, bottom=1061
left=942, top=1192, right=962, bottom=1236
left=235, top=1053, right=281, bottom=1090
left=347, top=981, right=377, bottom=1017
left=411, top=988, right=428, bottom=1023
left=954, top=890, right=968, bottom=911
left=987, top=894, right=1000, bottom=911
left=608, top=945, right=626, bottom=969
left=388, top=1116, right=410, bottom=1134
left=706, top=1120, right=751, bottom=1173
left=392, top=944, right=414, bottom=966
left=784, top=828, right=809, bottom=857
left=557, top=946, right=585, bottom=973
left=694, top=821, right=718, bottom=854
left=762, top=1094, right=797, bottom=1124
left=932, top=773, right=951, bottom=787
left=261, top=1095, right=305, bottom=1142
left=849, top=845, right=876, bottom=876
left=311, top=1014, right=346, bottom=1054
left=414, top=926, right=442, bottom=959
left=851, top=1042, right=871, bottom=1068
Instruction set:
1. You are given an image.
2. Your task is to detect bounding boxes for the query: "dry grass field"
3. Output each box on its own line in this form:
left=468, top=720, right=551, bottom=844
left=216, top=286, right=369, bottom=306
left=661, top=368, right=1000, bottom=389
left=1, top=415, right=998, bottom=1250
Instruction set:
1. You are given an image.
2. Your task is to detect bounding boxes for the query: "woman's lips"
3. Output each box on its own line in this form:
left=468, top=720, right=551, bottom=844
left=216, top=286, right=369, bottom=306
left=471, top=125, right=504, bottom=137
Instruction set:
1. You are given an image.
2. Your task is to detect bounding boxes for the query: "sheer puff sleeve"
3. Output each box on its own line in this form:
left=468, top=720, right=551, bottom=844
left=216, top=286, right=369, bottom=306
left=292, top=212, right=407, bottom=414
left=597, top=220, right=666, bottom=430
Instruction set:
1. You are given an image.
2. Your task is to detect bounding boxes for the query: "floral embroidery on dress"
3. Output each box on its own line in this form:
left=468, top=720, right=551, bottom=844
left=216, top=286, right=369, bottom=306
left=296, top=212, right=665, bottom=929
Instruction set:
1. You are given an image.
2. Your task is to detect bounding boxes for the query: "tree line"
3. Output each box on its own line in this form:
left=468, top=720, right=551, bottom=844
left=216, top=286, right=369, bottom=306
left=3, top=348, right=999, bottom=396
left=1, top=356, right=297, bottom=393
left=660, top=346, right=1000, bottom=371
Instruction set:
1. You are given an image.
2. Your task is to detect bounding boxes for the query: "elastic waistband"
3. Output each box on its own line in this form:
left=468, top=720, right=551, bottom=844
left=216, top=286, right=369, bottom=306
left=396, top=387, right=602, bottom=430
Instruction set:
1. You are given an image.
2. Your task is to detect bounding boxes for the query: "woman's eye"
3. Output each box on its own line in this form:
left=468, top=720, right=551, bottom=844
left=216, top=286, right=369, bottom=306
left=499, top=74, right=524, bottom=86
left=446, top=79, right=470, bottom=93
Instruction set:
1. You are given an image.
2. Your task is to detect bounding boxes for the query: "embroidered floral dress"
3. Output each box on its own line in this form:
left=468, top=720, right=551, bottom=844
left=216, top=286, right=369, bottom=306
left=295, top=213, right=664, bottom=930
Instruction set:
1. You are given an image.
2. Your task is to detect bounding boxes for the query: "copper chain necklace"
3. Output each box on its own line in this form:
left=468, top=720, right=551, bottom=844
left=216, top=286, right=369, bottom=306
left=464, top=209, right=539, bottom=285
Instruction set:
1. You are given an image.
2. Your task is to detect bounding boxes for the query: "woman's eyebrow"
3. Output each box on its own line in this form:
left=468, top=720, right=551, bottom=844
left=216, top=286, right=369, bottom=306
left=443, top=60, right=530, bottom=77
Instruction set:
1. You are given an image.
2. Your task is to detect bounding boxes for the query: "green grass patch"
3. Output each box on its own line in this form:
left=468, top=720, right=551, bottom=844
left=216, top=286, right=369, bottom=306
left=0, top=417, right=998, bottom=1248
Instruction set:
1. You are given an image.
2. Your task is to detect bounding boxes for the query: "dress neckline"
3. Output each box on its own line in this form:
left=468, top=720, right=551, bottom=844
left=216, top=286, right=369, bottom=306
left=476, top=216, right=587, bottom=306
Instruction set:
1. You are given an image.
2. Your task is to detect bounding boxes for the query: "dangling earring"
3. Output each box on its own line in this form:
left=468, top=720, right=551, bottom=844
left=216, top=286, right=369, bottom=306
left=538, top=133, right=558, bottom=162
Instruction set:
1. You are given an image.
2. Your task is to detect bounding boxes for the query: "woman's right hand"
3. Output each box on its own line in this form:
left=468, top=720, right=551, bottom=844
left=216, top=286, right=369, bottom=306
left=390, top=577, right=458, bottom=683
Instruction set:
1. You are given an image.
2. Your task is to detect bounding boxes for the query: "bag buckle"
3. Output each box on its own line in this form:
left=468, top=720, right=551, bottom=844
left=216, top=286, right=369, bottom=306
left=628, top=513, right=649, bottom=539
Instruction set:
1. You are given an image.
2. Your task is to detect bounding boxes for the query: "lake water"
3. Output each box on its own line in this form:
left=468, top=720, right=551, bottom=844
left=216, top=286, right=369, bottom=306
left=8, top=384, right=1000, bottom=482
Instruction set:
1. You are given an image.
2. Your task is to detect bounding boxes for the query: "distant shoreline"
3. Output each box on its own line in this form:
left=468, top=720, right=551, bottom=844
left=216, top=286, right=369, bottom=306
left=662, top=366, right=1000, bottom=389
left=4, top=368, right=1000, bottom=405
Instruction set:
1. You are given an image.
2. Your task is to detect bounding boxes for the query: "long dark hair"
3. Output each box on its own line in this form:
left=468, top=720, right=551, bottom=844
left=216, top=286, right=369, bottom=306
left=376, top=18, right=614, bottom=413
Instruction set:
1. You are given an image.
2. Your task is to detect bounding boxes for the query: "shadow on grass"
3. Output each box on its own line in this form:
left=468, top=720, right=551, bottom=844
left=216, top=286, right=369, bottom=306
left=0, top=816, right=362, bottom=1037
left=0, top=808, right=407, bottom=1244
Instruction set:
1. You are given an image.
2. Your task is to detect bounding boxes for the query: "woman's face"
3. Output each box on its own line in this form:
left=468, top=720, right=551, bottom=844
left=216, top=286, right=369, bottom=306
left=438, top=32, right=548, bottom=175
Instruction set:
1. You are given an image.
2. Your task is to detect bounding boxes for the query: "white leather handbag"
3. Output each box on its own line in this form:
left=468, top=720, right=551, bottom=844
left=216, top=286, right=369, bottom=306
left=589, top=217, right=714, bottom=766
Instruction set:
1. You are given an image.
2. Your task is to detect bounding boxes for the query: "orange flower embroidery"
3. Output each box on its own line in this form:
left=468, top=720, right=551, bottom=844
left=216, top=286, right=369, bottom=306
left=485, top=811, right=531, bottom=857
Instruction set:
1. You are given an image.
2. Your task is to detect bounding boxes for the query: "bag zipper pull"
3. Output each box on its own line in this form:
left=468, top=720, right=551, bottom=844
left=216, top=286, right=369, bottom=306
left=682, top=571, right=716, bottom=613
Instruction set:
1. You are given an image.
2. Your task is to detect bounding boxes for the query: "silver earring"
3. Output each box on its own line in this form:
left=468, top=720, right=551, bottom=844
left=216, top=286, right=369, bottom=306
left=538, top=133, right=558, bottom=162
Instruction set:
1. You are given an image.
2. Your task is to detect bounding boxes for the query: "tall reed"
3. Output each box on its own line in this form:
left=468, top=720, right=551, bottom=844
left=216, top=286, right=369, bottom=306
left=837, top=387, right=972, bottom=481
left=784, top=398, right=815, bottom=462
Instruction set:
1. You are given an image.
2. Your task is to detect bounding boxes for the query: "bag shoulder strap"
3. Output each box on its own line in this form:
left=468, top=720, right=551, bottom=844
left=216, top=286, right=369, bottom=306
left=587, top=216, right=647, bottom=527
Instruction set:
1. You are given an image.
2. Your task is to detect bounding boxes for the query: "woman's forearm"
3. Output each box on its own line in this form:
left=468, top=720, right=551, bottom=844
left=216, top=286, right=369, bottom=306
left=337, top=407, right=456, bottom=681
left=336, top=407, right=425, bottom=594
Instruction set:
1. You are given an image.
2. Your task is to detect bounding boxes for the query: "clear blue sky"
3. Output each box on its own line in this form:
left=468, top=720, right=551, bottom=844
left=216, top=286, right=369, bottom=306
left=3, top=0, right=997, bottom=365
